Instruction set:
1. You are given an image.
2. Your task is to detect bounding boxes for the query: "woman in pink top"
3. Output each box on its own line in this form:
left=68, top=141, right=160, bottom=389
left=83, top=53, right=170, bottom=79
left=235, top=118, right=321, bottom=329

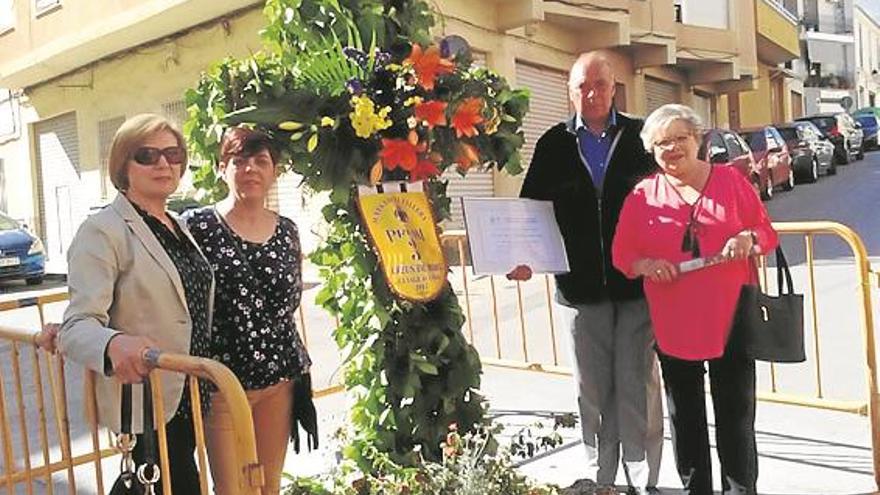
left=612, top=104, right=777, bottom=495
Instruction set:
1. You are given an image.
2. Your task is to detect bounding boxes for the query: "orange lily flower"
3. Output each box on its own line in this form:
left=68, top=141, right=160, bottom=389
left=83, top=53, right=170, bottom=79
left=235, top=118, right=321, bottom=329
left=455, top=142, right=480, bottom=173
left=380, top=138, right=419, bottom=171
left=451, top=98, right=484, bottom=138
left=414, top=100, right=448, bottom=129
left=411, top=156, right=440, bottom=181
left=405, top=44, right=454, bottom=91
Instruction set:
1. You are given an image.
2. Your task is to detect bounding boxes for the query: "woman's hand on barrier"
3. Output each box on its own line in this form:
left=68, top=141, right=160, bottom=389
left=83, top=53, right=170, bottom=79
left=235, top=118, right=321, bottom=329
left=506, top=264, right=533, bottom=282
left=36, top=323, right=60, bottom=354
left=106, top=335, right=155, bottom=384
left=633, top=258, right=679, bottom=283
left=721, top=231, right=755, bottom=260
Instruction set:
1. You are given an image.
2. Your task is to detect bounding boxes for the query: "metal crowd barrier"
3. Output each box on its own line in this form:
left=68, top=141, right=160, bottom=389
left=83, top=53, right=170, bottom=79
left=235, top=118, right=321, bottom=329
left=441, top=220, right=880, bottom=489
left=2, top=220, right=878, bottom=489
left=0, top=292, right=264, bottom=494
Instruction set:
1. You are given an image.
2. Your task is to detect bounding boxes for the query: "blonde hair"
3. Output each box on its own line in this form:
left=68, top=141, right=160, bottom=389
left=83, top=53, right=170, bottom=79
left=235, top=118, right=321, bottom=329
left=108, top=113, right=187, bottom=191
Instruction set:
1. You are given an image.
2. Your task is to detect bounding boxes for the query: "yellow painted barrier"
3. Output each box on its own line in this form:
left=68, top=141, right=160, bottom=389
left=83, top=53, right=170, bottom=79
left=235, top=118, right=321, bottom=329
left=0, top=291, right=263, bottom=494
left=441, top=221, right=880, bottom=489
left=2, top=219, right=877, bottom=489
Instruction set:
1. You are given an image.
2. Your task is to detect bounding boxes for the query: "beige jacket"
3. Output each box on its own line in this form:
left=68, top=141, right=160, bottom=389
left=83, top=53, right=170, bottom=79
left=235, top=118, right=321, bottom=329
left=58, top=194, right=213, bottom=433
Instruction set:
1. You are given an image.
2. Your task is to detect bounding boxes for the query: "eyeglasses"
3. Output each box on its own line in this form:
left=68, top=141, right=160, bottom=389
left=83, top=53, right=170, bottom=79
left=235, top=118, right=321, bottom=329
left=653, top=135, right=692, bottom=151
left=132, top=146, right=186, bottom=166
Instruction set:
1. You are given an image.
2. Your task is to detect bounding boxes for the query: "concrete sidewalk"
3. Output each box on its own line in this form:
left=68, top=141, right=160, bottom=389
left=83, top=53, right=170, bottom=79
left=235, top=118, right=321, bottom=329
left=285, top=365, right=878, bottom=495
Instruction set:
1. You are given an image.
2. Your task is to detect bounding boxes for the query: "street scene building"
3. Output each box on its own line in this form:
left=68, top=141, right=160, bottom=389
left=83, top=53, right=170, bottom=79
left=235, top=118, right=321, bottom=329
left=1, top=1, right=880, bottom=494
left=789, top=0, right=859, bottom=114
left=0, top=0, right=805, bottom=267
left=855, top=2, right=880, bottom=108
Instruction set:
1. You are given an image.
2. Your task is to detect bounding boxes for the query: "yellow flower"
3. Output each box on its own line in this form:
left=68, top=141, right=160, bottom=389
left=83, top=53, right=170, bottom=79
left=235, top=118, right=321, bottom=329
left=484, top=107, right=501, bottom=135
left=279, top=121, right=305, bottom=131
left=349, top=95, right=393, bottom=138
left=404, top=96, right=423, bottom=107
left=320, top=116, right=336, bottom=127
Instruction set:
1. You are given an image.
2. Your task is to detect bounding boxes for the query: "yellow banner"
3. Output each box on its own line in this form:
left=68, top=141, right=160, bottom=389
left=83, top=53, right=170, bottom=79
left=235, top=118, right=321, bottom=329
left=358, top=189, right=447, bottom=302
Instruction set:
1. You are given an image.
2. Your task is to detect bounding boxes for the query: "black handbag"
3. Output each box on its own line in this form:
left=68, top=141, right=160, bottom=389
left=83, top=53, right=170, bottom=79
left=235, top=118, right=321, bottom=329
left=732, top=246, right=806, bottom=363
left=109, top=377, right=160, bottom=495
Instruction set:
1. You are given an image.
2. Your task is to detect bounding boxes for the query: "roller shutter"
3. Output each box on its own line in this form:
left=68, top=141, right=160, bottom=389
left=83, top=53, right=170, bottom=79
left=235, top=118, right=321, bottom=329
left=34, top=112, right=86, bottom=262
left=645, top=77, right=680, bottom=115
left=516, top=62, right=571, bottom=171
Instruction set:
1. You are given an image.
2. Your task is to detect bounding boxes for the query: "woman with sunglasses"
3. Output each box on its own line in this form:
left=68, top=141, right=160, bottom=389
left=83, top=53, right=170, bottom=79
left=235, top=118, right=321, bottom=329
left=182, top=126, right=311, bottom=495
left=611, top=104, right=777, bottom=495
left=58, top=113, right=212, bottom=494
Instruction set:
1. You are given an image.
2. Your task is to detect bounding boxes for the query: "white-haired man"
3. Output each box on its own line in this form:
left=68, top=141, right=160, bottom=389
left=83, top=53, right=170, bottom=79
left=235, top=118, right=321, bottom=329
left=509, top=51, right=664, bottom=494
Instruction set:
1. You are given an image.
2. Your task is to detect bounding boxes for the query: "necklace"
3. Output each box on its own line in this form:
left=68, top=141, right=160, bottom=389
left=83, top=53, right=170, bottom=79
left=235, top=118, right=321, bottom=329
left=662, top=167, right=713, bottom=258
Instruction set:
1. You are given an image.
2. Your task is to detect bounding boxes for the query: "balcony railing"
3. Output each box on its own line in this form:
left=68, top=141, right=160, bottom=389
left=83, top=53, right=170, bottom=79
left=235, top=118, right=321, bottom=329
left=805, top=73, right=854, bottom=89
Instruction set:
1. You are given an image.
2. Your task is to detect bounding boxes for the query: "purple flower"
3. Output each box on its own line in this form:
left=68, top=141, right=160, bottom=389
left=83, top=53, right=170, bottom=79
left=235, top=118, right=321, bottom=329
left=343, top=47, right=368, bottom=69
left=374, top=50, right=392, bottom=67
left=346, top=78, right=364, bottom=94
left=440, top=35, right=471, bottom=61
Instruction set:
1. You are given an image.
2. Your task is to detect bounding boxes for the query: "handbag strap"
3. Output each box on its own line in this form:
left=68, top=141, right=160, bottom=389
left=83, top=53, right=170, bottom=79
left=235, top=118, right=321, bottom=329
left=141, top=376, right=156, bottom=464
left=774, top=246, right=795, bottom=295
left=120, top=383, right=133, bottom=434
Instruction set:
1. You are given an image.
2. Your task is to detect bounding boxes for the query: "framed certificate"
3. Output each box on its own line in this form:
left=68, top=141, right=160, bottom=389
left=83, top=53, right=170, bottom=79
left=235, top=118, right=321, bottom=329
left=461, top=197, right=570, bottom=275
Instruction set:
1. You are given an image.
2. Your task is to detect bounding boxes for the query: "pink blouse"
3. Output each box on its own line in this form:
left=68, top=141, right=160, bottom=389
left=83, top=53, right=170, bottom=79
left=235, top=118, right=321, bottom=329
left=612, top=166, right=778, bottom=360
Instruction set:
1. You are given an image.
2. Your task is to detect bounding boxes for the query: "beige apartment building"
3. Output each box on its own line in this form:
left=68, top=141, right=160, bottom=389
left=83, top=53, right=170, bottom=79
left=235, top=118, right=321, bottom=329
left=855, top=3, right=880, bottom=108
left=0, top=0, right=802, bottom=268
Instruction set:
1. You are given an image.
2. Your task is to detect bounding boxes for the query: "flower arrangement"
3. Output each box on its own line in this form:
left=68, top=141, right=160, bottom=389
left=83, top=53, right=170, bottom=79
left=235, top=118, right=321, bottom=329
left=220, top=36, right=528, bottom=206
left=185, top=0, right=530, bottom=472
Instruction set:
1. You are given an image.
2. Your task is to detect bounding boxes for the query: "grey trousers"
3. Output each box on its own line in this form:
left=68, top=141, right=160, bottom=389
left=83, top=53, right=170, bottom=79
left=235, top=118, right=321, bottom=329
left=557, top=294, right=664, bottom=488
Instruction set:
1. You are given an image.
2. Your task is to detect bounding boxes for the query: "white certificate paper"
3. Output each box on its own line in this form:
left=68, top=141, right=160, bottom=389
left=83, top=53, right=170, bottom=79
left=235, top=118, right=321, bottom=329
left=461, top=197, right=570, bottom=275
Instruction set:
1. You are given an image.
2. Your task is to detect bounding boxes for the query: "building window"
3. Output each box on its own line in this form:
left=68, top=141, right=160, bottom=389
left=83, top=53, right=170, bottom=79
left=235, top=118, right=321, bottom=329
left=674, top=3, right=683, bottom=23
left=34, top=0, right=60, bottom=16
left=0, top=0, right=13, bottom=33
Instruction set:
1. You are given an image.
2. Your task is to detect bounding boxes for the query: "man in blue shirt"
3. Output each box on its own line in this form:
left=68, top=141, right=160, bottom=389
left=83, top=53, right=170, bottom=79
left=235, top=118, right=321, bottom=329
left=511, top=51, right=663, bottom=495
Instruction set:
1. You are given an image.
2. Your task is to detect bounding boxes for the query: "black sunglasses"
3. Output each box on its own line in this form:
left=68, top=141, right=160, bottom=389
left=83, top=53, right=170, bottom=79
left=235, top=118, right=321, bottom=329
left=132, top=146, right=186, bottom=166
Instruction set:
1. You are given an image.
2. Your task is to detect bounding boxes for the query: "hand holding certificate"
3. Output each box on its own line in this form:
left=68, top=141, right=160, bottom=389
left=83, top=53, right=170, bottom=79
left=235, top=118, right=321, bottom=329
left=461, top=198, right=570, bottom=276
left=677, top=247, right=759, bottom=274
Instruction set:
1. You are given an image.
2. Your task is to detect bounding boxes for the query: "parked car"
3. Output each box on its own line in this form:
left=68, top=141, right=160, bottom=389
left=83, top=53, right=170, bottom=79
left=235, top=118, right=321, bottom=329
left=738, top=126, right=795, bottom=195
left=698, top=128, right=766, bottom=198
left=0, top=212, right=45, bottom=285
left=854, top=113, right=879, bottom=150
left=773, top=121, right=836, bottom=182
left=796, top=112, right=862, bottom=163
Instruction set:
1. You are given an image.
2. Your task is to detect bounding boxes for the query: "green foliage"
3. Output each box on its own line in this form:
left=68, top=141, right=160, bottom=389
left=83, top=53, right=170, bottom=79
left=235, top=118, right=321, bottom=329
left=184, top=0, right=529, bottom=473
left=311, top=203, right=484, bottom=468
left=282, top=426, right=559, bottom=494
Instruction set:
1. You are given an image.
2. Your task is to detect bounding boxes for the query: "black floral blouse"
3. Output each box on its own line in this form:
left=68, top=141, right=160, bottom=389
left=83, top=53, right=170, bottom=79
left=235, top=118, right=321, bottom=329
left=183, top=207, right=312, bottom=390
left=131, top=201, right=213, bottom=418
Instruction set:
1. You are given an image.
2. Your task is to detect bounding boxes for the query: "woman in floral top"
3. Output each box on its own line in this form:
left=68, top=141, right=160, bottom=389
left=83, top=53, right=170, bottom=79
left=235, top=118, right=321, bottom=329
left=183, top=126, right=311, bottom=495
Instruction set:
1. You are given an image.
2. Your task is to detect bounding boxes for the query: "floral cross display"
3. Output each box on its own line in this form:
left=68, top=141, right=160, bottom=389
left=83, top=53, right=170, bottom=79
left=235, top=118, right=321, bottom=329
left=185, top=0, right=529, bottom=474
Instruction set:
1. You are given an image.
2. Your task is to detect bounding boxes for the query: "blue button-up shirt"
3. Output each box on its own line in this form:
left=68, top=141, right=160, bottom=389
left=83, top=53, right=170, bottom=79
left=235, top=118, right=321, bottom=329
left=576, top=110, right=618, bottom=190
